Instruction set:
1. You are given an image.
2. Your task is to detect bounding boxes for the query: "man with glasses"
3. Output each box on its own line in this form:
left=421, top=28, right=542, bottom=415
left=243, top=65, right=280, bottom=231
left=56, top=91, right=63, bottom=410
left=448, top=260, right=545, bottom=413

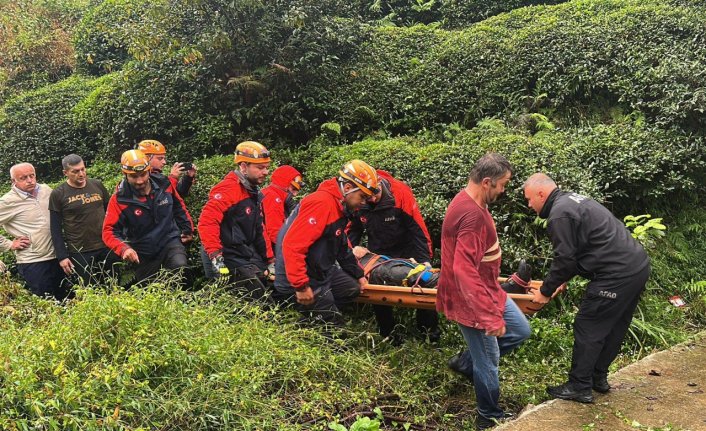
left=102, top=150, right=194, bottom=284
left=49, top=154, right=118, bottom=287
left=0, top=163, right=66, bottom=299
left=273, top=160, right=375, bottom=327
left=198, top=141, right=273, bottom=300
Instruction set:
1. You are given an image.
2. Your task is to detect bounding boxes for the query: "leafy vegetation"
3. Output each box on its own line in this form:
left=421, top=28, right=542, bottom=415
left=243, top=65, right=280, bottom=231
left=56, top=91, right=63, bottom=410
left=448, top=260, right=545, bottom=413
left=0, top=0, right=704, bottom=429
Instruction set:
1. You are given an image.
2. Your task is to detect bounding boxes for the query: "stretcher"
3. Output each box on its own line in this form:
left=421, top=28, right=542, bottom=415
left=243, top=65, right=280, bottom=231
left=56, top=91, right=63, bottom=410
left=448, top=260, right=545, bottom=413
left=356, top=278, right=546, bottom=316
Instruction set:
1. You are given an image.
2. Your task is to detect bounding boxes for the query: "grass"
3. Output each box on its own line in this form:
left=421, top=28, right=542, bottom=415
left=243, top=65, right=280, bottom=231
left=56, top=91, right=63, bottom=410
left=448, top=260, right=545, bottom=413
left=0, top=208, right=704, bottom=430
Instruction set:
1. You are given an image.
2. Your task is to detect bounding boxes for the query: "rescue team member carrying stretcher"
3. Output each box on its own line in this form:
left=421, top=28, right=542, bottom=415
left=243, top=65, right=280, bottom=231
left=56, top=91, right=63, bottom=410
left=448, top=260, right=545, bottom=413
left=524, top=173, right=651, bottom=404
left=102, top=150, right=194, bottom=285
left=198, top=141, right=273, bottom=300
left=273, top=160, right=377, bottom=326
left=348, top=170, right=440, bottom=343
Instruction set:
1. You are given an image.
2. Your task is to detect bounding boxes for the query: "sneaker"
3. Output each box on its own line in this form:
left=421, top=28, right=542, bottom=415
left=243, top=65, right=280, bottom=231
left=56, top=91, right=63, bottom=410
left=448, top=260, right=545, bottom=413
left=447, top=352, right=473, bottom=383
left=547, top=382, right=594, bottom=403
left=592, top=375, right=611, bottom=393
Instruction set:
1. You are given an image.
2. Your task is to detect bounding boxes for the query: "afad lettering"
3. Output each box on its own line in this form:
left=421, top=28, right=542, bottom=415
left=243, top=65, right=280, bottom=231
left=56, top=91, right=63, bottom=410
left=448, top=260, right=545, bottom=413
left=568, top=193, right=587, bottom=204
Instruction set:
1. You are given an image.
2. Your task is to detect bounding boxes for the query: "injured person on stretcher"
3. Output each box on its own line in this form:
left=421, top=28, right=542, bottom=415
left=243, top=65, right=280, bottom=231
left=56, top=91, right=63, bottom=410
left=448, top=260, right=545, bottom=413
left=355, top=247, right=547, bottom=316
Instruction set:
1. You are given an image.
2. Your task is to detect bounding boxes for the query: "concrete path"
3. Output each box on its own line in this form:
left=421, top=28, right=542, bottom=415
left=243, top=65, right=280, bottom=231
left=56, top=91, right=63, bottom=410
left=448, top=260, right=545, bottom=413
left=497, top=334, right=706, bottom=431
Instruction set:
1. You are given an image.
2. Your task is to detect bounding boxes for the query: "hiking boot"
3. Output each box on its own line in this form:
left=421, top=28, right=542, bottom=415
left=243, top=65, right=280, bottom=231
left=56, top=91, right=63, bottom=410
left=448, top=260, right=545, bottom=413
left=546, top=382, right=594, bottom=403
left=593, top=375, right=611, bottom=393
left=476, top=412, right=514, bottom=430
left=447, top=352, right=473, bottom=383
left=501, top=259, right=532, bottom=294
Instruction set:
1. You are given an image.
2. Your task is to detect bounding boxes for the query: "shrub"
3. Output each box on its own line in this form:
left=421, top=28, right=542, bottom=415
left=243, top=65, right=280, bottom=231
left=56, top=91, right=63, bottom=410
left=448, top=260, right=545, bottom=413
left=0, top=0, right=86, bottom=102
left=0, top=75, right=99, bottom=178
left=301, top=121, right=704, bottom=267
left=298, top=0, right=706, bottom=140
left=73, top=58, right=235, bottom=164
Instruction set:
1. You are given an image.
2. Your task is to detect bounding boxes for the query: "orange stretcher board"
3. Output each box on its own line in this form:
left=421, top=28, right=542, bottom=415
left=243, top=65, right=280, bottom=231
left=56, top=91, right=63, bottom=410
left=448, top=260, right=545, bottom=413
left=356, top=278, right=546, bottom=316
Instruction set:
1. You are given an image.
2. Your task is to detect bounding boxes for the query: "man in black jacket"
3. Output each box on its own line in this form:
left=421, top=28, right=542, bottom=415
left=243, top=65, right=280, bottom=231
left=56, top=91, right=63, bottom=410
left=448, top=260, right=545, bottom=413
left=524, top=173, right=650, bottom=404
left=103, top=150, right=194, bottom=285
left=348, top=170, right=439, bottom=343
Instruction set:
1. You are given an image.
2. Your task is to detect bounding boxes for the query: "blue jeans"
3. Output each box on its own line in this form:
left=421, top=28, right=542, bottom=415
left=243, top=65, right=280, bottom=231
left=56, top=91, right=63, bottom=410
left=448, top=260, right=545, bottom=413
left=455, top=297, right=531, bottom=419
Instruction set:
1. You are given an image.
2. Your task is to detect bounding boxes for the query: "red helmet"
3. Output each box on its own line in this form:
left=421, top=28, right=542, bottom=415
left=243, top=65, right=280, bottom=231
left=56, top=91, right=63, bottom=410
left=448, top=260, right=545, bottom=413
left=234, top=141, right=271, bottom=164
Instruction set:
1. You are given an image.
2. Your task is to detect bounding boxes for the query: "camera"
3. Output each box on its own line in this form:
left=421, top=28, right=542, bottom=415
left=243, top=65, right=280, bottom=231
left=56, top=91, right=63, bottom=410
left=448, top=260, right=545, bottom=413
left=181, top=162, right=193, bottom=171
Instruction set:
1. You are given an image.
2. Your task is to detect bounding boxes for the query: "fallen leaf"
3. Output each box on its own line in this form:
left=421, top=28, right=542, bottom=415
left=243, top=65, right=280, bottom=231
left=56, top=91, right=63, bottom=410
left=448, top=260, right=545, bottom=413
left=648, top=370, right=661, bottom=376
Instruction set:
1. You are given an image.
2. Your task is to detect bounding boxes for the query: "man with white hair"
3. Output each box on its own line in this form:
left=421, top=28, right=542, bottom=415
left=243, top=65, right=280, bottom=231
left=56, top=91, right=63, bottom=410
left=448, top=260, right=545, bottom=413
left=0, top=163, right=66, bottom=299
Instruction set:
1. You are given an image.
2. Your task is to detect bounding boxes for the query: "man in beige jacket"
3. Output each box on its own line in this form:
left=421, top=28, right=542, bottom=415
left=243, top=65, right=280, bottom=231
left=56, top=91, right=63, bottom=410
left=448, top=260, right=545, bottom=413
left=0, top=163, right=66, bottom=299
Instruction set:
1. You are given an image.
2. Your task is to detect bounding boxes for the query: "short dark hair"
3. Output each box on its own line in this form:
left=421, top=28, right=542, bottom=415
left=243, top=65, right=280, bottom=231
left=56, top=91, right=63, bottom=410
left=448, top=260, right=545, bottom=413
left=62, top=154, right=84, bottom=171
left=469, top=152, right=513, bottom=184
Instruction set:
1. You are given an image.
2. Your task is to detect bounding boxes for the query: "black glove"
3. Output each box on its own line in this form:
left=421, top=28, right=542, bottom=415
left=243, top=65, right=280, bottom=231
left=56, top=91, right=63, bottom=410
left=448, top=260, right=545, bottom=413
left=210, top=254, right=230, bottom=277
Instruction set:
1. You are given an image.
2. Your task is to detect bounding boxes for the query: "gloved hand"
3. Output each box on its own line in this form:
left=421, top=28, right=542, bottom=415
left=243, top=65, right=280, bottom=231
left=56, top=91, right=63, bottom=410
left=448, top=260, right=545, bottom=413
left=211, top=254, right=230, bottom=277
left=266, top=262, right=275, bottom=281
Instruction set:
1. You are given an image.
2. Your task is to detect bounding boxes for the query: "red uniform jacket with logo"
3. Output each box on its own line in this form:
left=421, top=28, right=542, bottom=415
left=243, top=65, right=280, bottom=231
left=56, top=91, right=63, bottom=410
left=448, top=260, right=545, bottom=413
left=102, top=175, right=193, bottom=258
left=275, top=178, right=363, bottom=291
left=198, top=171, right=269, bottom=268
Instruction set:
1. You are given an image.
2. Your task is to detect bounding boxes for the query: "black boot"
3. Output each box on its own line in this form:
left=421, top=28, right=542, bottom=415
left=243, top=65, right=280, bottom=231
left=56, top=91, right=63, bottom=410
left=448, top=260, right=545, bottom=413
left=547, top=382, right=594, bottom=403
left=501, top=259, right=532, bottom=294
left=447, top=352, right=474, bottom=383
left=592, top=374, right=611, bottom=393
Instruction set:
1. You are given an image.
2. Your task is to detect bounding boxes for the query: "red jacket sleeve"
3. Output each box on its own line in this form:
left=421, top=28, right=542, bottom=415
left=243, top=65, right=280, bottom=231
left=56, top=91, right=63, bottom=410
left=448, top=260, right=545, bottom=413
left=262, top=191, right=286, bottom=246
left=198, top=185, right=233, bottom=256
left=281, top=196, right=329, bottom=290
left=168, top=182, right=194, bottom=234
left=102, top=194, right=129, bottom=257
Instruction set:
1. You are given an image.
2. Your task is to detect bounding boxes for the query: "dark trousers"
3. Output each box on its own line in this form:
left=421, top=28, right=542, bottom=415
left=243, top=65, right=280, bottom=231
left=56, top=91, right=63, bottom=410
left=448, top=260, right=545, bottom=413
left=274, top=267, right=361, bottom=325
left=228, top=263, right=269, bottom=302
left=374, top=305, right=439, bottom=338
left=17, top=259, right=66, bottom=301
left=131, top=240, right=188, bottom=285
left=569, top=265, right=650, bottom=390
left=69, top=247, right=121, bottom=286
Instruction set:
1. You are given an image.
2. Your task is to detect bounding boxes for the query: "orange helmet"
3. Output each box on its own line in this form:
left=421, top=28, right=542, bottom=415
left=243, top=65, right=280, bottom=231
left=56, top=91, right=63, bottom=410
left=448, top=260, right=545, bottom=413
left=137, top=139, right=166, bottom=156
left=121, top=149, right=151, bottom=174
left=338, top=160, right=379, bottom=196
left=234, top=141, right=271, bottom=164
left=291, top=174, right=304, bottom=191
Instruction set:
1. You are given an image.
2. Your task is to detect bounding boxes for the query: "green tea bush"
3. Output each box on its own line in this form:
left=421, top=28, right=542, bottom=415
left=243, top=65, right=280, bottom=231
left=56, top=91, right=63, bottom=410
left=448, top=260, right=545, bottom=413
left=0, top=75, right=99, bottom=178
left=0, top=0, right=86, bottom=102
left=73, top=58, right=235, bottom=163
left=72, top=0, right=154, bottom=75
left=302, top=0, right=706, bottom=140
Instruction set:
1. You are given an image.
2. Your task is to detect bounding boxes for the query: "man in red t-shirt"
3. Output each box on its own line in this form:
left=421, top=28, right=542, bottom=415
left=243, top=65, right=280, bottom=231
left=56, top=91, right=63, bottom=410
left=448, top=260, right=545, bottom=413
left=437, top=153, right=530, bottom=431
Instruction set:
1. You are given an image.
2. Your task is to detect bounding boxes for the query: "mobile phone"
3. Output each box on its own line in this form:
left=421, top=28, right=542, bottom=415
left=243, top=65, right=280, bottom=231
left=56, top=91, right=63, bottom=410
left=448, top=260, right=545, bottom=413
left=181, top=162, right=193, bottom=170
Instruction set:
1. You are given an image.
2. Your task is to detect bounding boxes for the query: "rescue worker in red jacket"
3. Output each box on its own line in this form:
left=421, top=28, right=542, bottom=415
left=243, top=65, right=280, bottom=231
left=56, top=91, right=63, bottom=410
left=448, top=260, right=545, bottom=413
left=102, top=150, right=194, bottom=284
left=273, top=160, right=376, bottom=326
left=348, top=170, right=440, bottom=343
left=137, top=139, right=197, bottom=197
left=198, top=141, right=272, bottom=300
left=261, top=165, right=304, bottom=254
